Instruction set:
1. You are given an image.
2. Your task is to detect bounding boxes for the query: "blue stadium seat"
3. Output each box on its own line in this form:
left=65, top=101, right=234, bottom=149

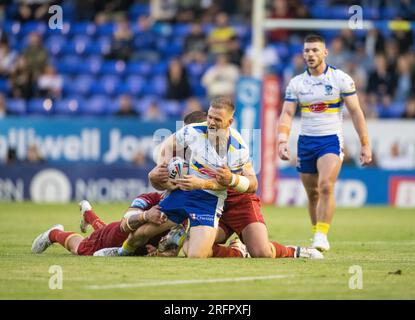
left=27, top=98, right=54, bottom=115
left=190, top=82, right=206, bottom=97
left=90, top=75, right=120, bottom=96
left=173, top=24, right=191, bottom=37
left=6, top=99, right=26, bottom=115
left=0, top=78, right=9, bottom=92
left=159, top=100, right=181, bottom=117
left=101, top=60, right=126, bottom=75
left=2, top=21, right=21, bottom=36
left=82, top=56, right=103, bottom=74
left=56, top=55, right=83, bottom=74
left=54, top=98, right=82, bottom=115
left=95, top=36, right=112, bottom=55
left=186, top=62, right=207, bottom=78
left=71, top=74, right=95, bottom=96
left=69, top=22, right=97, bottom=37
left=96, top=23, right=116, bottom=36
left=81, top=96, right=109, bottom=115
left=146, top=75, right=167, bottom=96
left=153, top=61, right=168, bottom=75
left=135, top=96, right=159, bottom=114
left=125, top=61, right=153, bottom=77
left=21, top=21, right=47, bottom=36
left=45, top=35, right=66, bottom=56
left=126, top=75, right=146, bottom=96
left=129, top=3, right=150, bottom=19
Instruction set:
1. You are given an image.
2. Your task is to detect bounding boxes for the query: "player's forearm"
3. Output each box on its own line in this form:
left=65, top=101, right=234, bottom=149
left=350, top=108, right=370, bottom=147
left=201, top=179, right=227, bottom=191
left=278, top=103, right=296, bottom=143
left=227, top=173, right=257, bottom=194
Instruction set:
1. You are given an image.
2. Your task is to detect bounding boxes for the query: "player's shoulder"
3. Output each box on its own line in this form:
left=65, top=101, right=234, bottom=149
left=229, top=127, right=248, bottom=150
left=289, top=70, right=308, bottom=84
left=328, top=65, right=353, bottom=80
left=187, top=121, right=208, bottom=133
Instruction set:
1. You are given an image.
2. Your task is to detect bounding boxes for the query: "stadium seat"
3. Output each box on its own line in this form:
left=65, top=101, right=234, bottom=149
left=90, top=75, right=120, bottom=96
left=129, top=3, right=150, bottom=19
left=126, top=75, right=146, bottom=96
left=100, top=60, right=126, bottom=76
left=6, top=99, right=26, bottom=115
left=173, top=24, right=191, bottom=37
left=81, top=96, right=109, bottom=115
left=54, top=98, right=82, bottom=115
left=125, top=61, right=153, bottom=77
left=69, top=22, right=97, bottom=37
left=21, top=21, right=47, bottom=36
left=71, top=74, right=95, bottom=96
left=27, top=98, right=55, bottom=115
left=135, top=96, right=159, bottom=114
left=0, top=78, right=9, bottom=92
left=96, top=23, right=116, bottom=36
left=147, top=75, right=167, bottom=96
left=45, top=35, right=66, bottom=56
left=159, top=100, right=181, bottom=117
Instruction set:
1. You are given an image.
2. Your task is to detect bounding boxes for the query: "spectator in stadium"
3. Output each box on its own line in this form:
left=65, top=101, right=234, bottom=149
left=402, top=96, right=415, bottom=119
left=16, top=0, right=52, bottom=22
left=183, top=22, right=208, bottom=64
left=268, top=0, right=293, bottom=42
left=395, top=55, right=412, bottom=104
left=207, top=12, right=236, bottom=57
left=325, top=37, right=351, bottom=70
left=384, top=40, right=399, bottom=75
left=364, top=29, right=385, bottom=58
left=106, top=17, right=133, bottom=61
left=0, top=93, right=7, bottom=118
left=150, top=0, right=177, bottom=22
left=37, top=64, right=63, bottom=99
left=115, top=95, right=139, bottom=117
left=10, top=55, right=33, bottom=99
left=22, top=32, right=49, bottom=82
left=132, top=15, right=159, bottom=62
left=366, top=54, right=397, bottom=110
left=0, top=42, right=17, bottom=77
left=6, top=148, right=18, bottom=165
left=182, top=97, right=204, bottom=118
left=142, top=101, right=166, bottom=122
left=165, top=58, right=191, bottom=101
left=201, top=53, right=240, bottom=99
left=25, top=144, right=45, bottom=164
left=227, top=35, right=243, bottom=67
left=378, top=142, right=414, bottom=170
left=245, top=39, right=280, bottom=73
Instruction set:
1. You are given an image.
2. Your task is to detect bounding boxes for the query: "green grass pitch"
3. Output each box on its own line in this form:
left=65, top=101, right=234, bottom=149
left=0, top=202, right=414, bottom=299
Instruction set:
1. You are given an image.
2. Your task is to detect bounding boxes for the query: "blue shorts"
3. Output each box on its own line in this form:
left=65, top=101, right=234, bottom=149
left=159, top=189, right=224, bottom=228
left=297, top=134, right=343, bottom=174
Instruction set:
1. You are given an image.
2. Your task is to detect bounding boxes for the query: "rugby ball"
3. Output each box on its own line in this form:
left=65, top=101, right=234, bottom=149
left=167, top=157, right=188, bottom=179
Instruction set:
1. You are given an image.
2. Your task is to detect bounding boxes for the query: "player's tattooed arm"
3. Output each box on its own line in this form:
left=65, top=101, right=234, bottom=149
left=175, top=175, right=226, bottom=191
left=157, top=134, right=184, bottom=165
left=215, top=163, right=257, bottom=193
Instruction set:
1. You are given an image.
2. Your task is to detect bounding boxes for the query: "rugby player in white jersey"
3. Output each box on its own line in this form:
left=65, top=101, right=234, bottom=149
left=101, top=98, right=256, bottom=258
left=278, top=34, right=372, bottom=251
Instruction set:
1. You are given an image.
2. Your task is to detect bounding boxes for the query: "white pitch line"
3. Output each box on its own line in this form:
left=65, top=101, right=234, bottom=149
left=86, top=275, right=292, bottom=290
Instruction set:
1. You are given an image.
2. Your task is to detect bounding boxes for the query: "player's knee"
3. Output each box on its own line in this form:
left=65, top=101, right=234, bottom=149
left=319, top=179, right=334, bottom=196
left=186, top=247, right=210, bottom=258
left=248, top=246, right=273, bottom=258
left=307, top=187, right=319, bottom=201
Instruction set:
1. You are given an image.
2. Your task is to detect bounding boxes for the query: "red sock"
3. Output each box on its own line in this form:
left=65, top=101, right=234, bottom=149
left=270, top=242, right=295, bottom=258
left=212, top=244, right=243, bottom=258
left=49, top=230, right=77, bottom=248
left=84, top=210, right=106, bottom=230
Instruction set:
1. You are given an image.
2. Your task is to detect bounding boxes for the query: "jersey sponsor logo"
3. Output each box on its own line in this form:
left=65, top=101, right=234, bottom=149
left=309, top=103, right=328, bottom=113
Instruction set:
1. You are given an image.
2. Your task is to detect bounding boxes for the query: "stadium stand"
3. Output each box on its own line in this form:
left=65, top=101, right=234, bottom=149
left=0, top=0, right=414, bottom=119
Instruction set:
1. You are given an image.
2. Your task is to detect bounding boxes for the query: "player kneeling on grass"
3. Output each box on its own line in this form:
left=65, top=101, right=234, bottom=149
left=31, top=194, right=168, bottom=256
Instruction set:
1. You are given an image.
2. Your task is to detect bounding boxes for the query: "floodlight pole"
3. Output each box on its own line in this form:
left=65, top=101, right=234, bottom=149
left=252, top=0, right=265, bottom=79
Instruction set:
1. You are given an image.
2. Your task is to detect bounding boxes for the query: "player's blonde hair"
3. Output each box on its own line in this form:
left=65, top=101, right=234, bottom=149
left=209, top=97, right=235, bottom=114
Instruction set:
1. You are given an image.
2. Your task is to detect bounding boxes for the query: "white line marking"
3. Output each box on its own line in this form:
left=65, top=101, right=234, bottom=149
left=86, top=275, right=292, bottom=290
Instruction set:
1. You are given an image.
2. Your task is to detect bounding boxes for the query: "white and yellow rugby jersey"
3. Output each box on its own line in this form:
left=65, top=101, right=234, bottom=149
left=284, top=65, right=356, bottom=136
left=175, top=121, right=250, bottom=200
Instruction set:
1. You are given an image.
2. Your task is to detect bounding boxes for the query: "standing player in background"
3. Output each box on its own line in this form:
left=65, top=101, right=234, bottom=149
left=278, top=34, right=372, bottom=251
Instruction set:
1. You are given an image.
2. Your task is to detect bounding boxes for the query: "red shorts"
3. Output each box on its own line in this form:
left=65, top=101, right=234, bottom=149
left=77, top=222, right=129, bottom=256
left=77, top=221, right=170, bottom=256
left=219, top=192, right=266, bottom=241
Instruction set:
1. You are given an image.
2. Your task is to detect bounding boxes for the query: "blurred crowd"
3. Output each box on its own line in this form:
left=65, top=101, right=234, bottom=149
left=0, top=0, right=414, bottom=119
